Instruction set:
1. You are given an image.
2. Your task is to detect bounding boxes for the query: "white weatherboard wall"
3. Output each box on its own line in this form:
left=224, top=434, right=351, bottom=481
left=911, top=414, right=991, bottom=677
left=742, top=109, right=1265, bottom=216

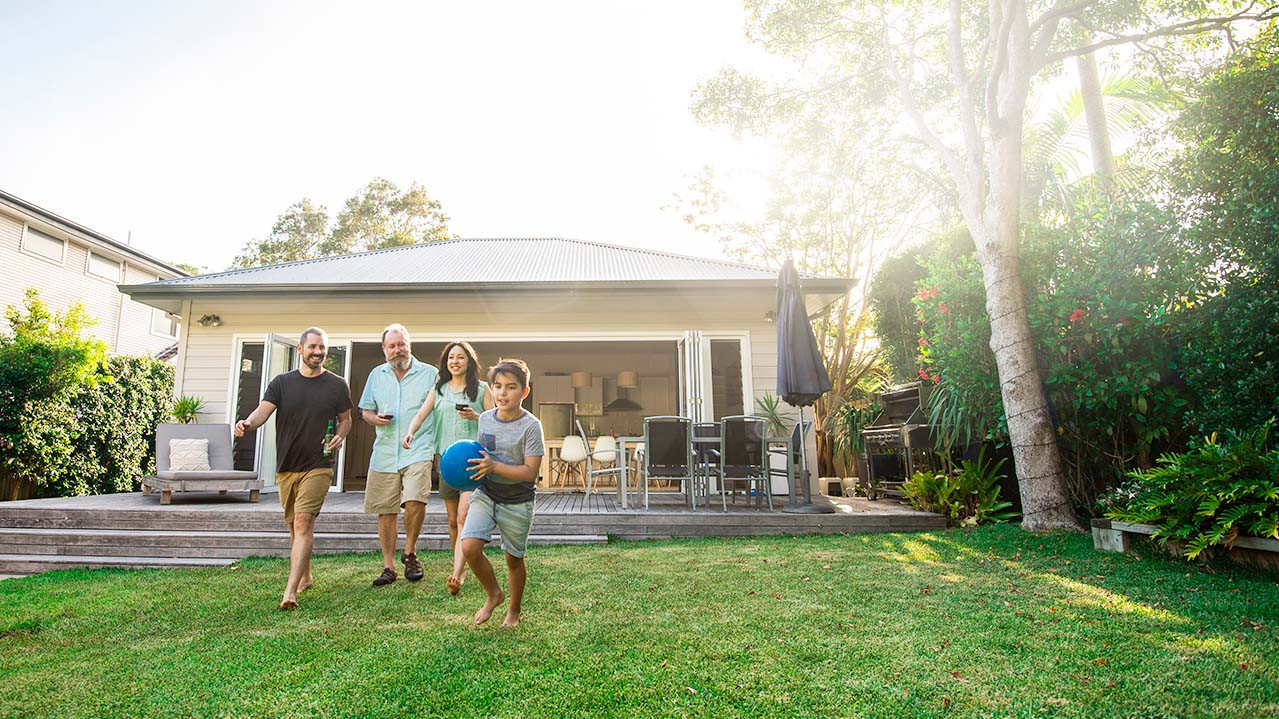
left=0, top=210, right=178, bottom=357
left=174, top=286, right=818, bottom=493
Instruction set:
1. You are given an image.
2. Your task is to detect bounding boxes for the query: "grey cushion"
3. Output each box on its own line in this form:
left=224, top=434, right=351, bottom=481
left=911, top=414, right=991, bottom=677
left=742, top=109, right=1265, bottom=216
left=156, top=470, right=260, bottom=481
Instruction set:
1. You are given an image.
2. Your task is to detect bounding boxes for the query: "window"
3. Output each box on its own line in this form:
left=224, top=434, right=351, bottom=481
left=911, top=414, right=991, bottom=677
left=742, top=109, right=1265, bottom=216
left=151, top=308, right=179, bottom=337
left=87, top=252, right=122, bottom=281
left=21, top=226, right=65, bottom=262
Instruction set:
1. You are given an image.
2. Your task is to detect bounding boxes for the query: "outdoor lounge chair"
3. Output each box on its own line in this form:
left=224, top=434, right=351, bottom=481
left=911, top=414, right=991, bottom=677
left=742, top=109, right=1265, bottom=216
left=719, top=415, right=771, bottom=511
left=142, top=423, right=262, bottom=504
left=642, top=416, right=695, bottom=510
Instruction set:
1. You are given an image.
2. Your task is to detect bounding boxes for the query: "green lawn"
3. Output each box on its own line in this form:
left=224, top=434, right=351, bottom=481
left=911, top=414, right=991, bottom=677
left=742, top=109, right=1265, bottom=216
left=1, top=525, right=1276, bottom=719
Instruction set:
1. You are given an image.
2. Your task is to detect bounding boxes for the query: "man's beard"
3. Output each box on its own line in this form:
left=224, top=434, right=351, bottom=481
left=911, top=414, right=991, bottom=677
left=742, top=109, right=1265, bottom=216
left=389, top=354, right=411, bottom=371
left=305, top=353, right=324, bottom=368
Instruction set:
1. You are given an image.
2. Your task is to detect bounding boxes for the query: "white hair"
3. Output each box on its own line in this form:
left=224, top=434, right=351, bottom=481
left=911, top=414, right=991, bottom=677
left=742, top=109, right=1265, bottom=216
left=381, top=323, right=411, bottom=345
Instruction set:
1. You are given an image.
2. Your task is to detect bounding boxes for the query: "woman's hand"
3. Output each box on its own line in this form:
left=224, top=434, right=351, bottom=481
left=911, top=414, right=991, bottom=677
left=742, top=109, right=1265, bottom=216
left=458, top=407, right=480, bottom=421
left=401, top=434, right=413, bottom=450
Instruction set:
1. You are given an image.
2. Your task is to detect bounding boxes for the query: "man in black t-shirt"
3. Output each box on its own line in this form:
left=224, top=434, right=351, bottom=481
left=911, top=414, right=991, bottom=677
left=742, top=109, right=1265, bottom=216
left=235, top=327, right=353, bottom=610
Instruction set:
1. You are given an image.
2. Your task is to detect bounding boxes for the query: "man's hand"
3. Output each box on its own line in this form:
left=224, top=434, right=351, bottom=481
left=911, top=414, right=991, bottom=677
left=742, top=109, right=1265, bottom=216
left=234, top=419, right=252, bottom=438
left=363, top=409, right=393, bottom=427
left=467, top=451, right=494, bottom=480
left=327, top=434, right=345, bottom=452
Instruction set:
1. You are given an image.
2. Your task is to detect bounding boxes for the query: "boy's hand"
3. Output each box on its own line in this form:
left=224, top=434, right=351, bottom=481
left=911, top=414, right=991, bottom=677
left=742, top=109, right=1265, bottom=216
left=401, top=434, right=413, bottom=450
left=467, top=451, right=494, bottom=480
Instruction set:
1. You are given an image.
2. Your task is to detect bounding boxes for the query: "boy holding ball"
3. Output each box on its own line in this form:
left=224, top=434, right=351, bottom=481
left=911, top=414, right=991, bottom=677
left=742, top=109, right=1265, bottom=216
left=460, top=359, right=544, bottom=628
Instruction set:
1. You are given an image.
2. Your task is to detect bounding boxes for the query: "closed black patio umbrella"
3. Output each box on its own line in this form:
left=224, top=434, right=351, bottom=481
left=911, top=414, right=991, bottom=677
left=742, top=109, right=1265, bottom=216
left=776, top=259, right=835, bottom=514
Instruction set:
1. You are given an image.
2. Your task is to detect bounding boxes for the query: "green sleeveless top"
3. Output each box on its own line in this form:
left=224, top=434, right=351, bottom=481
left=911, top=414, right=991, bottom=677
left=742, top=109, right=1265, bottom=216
left=434, top=380, right=488, bottom=452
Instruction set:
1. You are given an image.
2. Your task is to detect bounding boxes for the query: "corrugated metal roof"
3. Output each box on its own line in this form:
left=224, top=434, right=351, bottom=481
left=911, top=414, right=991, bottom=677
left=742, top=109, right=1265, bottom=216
left=143, top=238, right=837, bottom=287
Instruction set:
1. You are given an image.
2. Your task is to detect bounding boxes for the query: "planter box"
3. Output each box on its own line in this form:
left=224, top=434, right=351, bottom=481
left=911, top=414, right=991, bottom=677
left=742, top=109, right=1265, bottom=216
left=1092, top=518, right=1279, bottom=560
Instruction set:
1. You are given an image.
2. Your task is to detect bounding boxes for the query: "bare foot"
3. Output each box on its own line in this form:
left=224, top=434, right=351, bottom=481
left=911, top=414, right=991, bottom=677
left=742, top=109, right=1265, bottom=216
left=279, top=597, right=299, bottom=610
left=501, top=610, right=521, bottom=629
left=473, top=589, right=505, bottom=625
left=447, top=573, right=464, bottom=596
left=299, top=575, right=314, bottom=593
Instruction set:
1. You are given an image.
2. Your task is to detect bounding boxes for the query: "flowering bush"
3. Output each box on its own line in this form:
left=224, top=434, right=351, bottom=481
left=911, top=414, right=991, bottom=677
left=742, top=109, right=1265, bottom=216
left=913, top=200, right=1199, bottom=505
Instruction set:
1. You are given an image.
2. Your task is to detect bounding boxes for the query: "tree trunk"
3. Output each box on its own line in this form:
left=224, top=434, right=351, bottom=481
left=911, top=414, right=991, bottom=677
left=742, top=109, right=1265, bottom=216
left=974, top=132, right=1080, bottom=531
left=1076, top=51, right=1116, bottom=188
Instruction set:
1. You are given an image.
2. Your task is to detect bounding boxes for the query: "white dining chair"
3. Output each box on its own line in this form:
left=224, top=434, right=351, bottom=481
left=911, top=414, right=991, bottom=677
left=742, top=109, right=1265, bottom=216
left=552, top=435, right=589, bottom=487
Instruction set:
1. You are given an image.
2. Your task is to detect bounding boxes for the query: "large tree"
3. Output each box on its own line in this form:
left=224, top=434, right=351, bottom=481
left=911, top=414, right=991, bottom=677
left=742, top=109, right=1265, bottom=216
left=231, top=178, right=453, bottom=269
left=675, top=114, right=941, bottom=473
left=700, top=0, right=1276, bottom=529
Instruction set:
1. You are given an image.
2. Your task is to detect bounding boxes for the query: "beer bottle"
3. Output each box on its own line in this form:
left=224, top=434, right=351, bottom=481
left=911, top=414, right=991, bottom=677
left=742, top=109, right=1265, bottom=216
left=322, top=420, right=335, bottom=458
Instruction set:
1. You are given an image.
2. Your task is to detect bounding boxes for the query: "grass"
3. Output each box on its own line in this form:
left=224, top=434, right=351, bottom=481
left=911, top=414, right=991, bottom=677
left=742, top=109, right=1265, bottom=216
left=1, top=524, right=1277, bottom=719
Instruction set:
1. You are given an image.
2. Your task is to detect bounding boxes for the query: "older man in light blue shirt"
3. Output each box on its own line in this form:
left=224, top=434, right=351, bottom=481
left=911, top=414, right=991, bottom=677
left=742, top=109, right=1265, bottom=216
left=358, top=323, right=438, bottom=586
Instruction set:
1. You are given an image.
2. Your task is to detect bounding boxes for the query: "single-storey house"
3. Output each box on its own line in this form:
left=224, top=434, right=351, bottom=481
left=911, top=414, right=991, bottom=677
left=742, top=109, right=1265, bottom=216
left=1, top=189, right=187, bottom=358
left=121, top=238, right=851, bottom=495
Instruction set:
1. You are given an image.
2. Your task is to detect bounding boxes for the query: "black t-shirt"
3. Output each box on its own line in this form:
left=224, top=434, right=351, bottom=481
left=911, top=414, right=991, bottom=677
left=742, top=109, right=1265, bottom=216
left=262, top=369, right=354, bottom=473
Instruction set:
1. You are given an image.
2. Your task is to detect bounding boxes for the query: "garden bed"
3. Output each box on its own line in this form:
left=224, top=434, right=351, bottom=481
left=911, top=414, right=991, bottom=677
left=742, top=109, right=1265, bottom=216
left=1093, top=518, right=1279, bottom=567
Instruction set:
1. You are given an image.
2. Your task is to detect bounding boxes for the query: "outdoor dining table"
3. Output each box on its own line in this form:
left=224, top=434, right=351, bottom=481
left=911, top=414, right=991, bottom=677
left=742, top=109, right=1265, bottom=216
left=614, top=432, right=797, bottom=510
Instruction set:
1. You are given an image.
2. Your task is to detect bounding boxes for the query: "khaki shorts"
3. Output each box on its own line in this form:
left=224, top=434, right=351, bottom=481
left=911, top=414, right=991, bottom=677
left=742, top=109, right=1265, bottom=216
left=365, top=459, right=432, bottom=515
left=277, top=468, right=332, bottom=524
left=461, top=489, right=534, bottom=558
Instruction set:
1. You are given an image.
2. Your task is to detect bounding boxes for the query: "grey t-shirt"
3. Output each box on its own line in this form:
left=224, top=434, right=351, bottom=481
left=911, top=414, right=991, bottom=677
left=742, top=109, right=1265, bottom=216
left=476, top=408, right=544, bottom=504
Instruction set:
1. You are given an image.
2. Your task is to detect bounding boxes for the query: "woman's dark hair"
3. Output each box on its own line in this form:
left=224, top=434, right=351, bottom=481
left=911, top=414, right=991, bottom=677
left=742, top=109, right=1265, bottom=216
left=435, top=341, right=481, bottom=402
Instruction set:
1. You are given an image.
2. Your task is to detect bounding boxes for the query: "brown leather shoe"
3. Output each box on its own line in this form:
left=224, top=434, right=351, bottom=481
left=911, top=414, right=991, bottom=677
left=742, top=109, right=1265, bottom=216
left=372, top=567, right=397, bottom=587
left=402, top=552, right=424, bottom=582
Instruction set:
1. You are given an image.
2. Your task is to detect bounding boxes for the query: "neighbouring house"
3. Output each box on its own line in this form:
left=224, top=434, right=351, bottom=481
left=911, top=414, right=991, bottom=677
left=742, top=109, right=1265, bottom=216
left=121, top=238, right=851, bottom=495
left=0, top=189, right=187, bottom=358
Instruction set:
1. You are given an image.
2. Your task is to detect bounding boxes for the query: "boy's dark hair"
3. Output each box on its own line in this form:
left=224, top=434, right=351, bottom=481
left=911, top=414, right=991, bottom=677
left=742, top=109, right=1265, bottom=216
left=489, top=358, right=531, bottom=388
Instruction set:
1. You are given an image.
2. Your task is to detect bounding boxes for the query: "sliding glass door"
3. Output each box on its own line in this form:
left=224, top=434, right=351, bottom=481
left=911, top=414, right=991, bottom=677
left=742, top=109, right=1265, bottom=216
left=256, top=334, right=299, bottom=488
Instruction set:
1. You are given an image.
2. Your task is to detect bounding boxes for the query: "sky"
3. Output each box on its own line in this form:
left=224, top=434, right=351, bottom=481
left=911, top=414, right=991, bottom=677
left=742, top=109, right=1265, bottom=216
left=1, top=0, right=780, bottom=273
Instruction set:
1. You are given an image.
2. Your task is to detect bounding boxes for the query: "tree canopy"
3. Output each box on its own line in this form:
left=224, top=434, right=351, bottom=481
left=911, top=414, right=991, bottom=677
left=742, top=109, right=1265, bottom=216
left=231, top=178, right=453, bottom=269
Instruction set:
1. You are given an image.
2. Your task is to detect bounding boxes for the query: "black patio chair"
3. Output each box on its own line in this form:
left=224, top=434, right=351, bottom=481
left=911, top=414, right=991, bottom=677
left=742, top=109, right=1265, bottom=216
left=693, top=422, right=721, bottom=505
left=642, top=416, right=695, bottom=510
left=768, top=419, right=811, bottom=501
left=718, top=415, right=771, bottom=511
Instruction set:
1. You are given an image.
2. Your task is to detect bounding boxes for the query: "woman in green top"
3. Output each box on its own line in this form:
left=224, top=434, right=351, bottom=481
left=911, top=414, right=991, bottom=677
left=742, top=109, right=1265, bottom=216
left=403, top=341, right=494, bottom=594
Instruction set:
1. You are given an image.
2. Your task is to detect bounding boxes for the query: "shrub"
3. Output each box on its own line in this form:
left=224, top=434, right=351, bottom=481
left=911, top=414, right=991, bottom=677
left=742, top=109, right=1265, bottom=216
left=1102, top=419, right=1279, bottom=560
left=4, top=357, right=174, bottom=497
left=1, top=289, right=173, bottom=498
left=903, top=448, right=1018, bottom=527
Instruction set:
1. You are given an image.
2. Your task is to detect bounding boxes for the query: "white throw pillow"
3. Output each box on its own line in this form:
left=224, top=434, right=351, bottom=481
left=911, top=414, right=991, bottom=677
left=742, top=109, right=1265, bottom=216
left=169, top=438, right=211, bottom=471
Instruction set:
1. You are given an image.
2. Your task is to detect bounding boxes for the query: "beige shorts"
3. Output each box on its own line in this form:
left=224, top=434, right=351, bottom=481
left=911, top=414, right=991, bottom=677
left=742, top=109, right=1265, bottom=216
left=277, top=468, right=333, bottom=524
left=365, top=459, right=432, bottom=515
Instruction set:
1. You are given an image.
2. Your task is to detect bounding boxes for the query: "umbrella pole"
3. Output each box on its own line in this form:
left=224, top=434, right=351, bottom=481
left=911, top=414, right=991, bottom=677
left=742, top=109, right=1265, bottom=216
left=783, top=405, right=834, bottom=514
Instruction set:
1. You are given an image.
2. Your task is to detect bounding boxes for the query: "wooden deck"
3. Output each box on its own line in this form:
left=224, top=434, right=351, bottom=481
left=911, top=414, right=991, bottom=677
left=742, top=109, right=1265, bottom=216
left=0, top=489, right=943, bottom=576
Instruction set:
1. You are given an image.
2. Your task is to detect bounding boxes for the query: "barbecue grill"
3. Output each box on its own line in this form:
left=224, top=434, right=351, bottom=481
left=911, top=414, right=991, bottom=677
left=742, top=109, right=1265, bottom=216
left=859, top=382, right=937, bottom=499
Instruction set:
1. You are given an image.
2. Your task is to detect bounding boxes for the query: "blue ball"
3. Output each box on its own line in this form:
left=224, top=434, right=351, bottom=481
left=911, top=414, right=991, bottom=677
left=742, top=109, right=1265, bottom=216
left=440, top=439, right=486, bottom=492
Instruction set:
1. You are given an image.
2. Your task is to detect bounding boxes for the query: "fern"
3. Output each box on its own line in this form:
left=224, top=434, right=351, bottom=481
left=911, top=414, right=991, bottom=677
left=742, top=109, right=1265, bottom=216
left=1104, top=418, right=1279, bottom=561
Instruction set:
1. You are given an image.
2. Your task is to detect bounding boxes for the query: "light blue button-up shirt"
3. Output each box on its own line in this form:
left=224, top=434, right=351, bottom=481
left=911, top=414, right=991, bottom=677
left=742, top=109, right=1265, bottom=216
left=358, top=358, right=439, bottom=472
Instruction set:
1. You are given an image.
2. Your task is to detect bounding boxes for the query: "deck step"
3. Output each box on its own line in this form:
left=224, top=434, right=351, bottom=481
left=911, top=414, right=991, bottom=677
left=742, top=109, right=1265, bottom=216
left=0, top=553, right=237, bottom=574
left=0, top=529, right=607, bottom=573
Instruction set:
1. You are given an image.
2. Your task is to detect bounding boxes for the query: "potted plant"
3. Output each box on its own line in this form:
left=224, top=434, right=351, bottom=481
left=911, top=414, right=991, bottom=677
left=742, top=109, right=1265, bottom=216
left=171, top=395, right=204, bottom=424
left=754, top=392, right=794, bottom=436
